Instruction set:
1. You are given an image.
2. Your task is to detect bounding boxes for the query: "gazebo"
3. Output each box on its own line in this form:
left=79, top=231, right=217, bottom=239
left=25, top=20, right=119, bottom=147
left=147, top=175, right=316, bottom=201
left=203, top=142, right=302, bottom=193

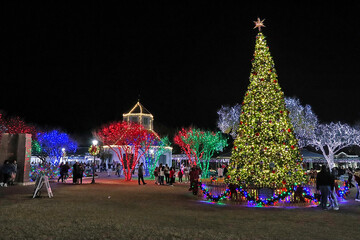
left=123, top=101, right=154, bottom=131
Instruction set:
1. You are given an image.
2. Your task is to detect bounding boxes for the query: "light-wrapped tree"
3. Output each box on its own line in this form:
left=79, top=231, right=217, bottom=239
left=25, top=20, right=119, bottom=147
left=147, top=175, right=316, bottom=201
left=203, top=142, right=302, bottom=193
left=226, top=23, right=305, bottom=188
left=94, top=121, right=158, bottom=181
left=308, top=122, right=360, bottom=169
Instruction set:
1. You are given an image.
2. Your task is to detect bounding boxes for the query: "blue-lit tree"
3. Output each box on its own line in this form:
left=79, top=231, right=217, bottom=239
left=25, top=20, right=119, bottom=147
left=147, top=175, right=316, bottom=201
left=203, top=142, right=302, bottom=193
left=37, top=130, right=78, bottom=165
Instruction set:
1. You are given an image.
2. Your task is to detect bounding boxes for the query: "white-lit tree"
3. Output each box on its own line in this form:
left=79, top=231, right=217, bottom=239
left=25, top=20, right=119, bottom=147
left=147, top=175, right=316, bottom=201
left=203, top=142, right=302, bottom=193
left=285, top=97, right=318, bottom=148
left=217, top=97, right=318, bottom=148
left=217, top=104, right=241, bottom=139
left=308, top=122, right=360, bottom=169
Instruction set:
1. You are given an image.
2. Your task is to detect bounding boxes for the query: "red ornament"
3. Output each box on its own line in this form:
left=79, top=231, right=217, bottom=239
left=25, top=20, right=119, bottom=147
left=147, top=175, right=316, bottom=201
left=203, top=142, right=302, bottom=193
left=282, top=180, right=287, bottom=185
left=291, top=145, right=295, bottom=149
left=255, top=133, right=259, bottom=136
left=280, top=110, right=283, bottom=114
left=288, top=128, right=291, bottom=133
left=260, top=78, right=264, bottom=81
left=273, top=80, right=277, bottom=83
left=253, top=72, right=257, bottom=75
left=240, top=121, right=243, bottom=125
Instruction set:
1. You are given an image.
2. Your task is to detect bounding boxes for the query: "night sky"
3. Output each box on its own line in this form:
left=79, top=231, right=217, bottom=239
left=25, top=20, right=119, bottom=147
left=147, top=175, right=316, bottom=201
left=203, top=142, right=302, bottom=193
left=1, top=2, right=360, bottom=145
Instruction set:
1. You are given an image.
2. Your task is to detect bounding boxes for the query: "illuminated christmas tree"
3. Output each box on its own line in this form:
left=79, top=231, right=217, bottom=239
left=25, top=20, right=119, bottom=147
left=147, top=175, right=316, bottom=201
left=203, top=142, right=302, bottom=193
left=226, top=19, right=305, bottom=188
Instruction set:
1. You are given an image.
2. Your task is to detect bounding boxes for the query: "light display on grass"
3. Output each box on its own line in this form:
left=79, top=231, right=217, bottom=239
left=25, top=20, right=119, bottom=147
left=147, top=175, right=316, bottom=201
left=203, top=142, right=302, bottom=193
left=94, top=121, right=158, bottom=181
left=174, top=128, right=228, bottom=177
left=36, top=130, right=78, bottom=165
left=225, top=20, right=306, bottom=189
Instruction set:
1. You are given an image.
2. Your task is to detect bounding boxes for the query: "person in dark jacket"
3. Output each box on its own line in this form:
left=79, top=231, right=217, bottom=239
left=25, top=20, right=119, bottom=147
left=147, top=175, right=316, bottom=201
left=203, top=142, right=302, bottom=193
left=73, top=162, right=79, bottom=184
left=0, top=160, right=11, bottom=187
left=316, top=165, right=333, bottom=210
left=138, top=163, right=146, bottom=185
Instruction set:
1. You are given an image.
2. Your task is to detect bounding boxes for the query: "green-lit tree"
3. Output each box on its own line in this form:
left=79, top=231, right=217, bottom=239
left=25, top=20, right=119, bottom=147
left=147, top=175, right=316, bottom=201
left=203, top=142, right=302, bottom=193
left=148, top=136, right=171, bottom=178
left=174, top=128, right=228, bottom=177
left=226, top=20, right=305, bottom=188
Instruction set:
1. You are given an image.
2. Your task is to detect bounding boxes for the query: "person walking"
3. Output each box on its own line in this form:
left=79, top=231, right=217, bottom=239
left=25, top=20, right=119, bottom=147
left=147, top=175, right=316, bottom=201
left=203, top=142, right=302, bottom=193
left=58, top=163, right=64, bottom=182
left=138, top=163, right=146, bottom=185
left=63, top=162, right=70, bottom=182
left=316, top=165, right=333, bottom=210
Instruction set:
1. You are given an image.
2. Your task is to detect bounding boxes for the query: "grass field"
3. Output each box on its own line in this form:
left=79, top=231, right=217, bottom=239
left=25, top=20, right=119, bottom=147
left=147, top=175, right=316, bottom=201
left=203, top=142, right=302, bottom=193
left=1, top=177, right=359, bottom=240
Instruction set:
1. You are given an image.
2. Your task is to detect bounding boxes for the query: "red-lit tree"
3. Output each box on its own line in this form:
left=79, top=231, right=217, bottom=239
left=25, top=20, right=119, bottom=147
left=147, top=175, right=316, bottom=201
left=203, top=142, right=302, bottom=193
left=94, top=121, right=158, bottom=181
left=0, top=115, right=37, bottom=143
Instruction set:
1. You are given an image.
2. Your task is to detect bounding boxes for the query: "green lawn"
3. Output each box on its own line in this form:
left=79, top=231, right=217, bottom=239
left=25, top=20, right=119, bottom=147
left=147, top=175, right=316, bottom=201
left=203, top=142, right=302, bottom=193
left=0, top=178, right=359, bottom=240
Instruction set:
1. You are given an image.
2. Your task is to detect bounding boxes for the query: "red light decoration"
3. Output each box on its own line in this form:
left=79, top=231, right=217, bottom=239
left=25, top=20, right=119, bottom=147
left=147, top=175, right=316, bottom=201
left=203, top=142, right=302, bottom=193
left=94, top=121, right=158, bottom=181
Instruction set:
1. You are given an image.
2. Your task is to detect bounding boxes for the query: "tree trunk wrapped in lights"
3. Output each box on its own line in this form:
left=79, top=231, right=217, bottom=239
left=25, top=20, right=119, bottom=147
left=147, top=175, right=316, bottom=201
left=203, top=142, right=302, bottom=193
left=226, top=31, right=306, bottom=189
left=94, top=121, right=158, bottom=181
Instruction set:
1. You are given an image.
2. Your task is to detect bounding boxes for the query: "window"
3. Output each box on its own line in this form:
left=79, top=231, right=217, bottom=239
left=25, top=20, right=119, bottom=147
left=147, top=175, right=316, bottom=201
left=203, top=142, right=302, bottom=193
left=130, top=116, right=138, bottom=123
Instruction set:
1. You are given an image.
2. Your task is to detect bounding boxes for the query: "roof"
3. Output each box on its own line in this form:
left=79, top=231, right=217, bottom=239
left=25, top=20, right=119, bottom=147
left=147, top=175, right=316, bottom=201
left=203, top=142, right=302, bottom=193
left=123, top=101, right=152, bottom=116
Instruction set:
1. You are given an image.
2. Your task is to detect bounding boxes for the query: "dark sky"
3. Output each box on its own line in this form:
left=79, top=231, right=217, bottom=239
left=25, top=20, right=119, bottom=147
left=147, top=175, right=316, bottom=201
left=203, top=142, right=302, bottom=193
left=1, top=1, right=360, bottom=145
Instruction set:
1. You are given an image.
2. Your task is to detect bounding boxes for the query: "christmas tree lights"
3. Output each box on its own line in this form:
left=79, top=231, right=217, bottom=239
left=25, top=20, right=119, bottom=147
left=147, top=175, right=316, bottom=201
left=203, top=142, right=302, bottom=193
left=226, top=20, right=306, bottom=189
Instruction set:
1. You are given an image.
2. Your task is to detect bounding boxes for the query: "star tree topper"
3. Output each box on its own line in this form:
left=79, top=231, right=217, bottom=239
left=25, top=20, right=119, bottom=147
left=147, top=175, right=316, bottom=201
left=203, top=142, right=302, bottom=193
left=253, top=18, right=265, bottom=31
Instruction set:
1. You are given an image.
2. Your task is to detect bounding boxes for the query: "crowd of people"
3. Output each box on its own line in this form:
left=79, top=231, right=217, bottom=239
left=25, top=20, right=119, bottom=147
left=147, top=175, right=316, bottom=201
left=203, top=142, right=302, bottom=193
left=0, top=159, right=17, bottom=187
left=316, top=165, right=360, bottom=210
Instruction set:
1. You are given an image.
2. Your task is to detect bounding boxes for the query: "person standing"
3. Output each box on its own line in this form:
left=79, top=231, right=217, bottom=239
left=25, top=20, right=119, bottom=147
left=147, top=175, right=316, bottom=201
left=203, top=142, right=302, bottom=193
left=329, top=168, right=339, bottom=210
left=164, top=164, right=170, bottom=184
left=9, top=160, right=17, bottom=185
left=169, top=167, right=175, bottom=186
left=116, top=163, right=121, bottom=177
left=347, top=167, right=355, bottom=188
left=72, top=162, right=78, bottom=184
left=138, top=163, right=146, bottom=185
left=316, top=165, right=333, bottom=210
left=78, top=163, right=84, bottom=184
left=159, top=165, right=165, bottom=185
left=354, top=170, right=360, bottom=202
left=0, top=160, right=11, bottom=187
left=184, top=166, right=189, bottom=183
left=153, top=167, right=159, bottom=185
left=178, top=168, right=183, bottom=183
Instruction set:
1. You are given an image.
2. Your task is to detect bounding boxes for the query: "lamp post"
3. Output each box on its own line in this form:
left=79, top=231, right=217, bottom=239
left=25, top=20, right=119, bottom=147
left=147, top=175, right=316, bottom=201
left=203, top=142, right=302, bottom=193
left=90, top=140, right=98, bottom=184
